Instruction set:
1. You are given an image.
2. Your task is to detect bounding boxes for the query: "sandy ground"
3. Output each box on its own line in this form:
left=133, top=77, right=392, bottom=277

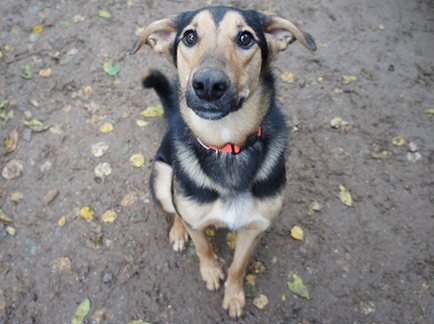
left=1, top=0, right=433, bottom=323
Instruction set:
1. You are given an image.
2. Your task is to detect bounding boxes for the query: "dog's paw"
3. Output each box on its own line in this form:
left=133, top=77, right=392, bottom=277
left=169, top=221, right=189, bottom=252
left=222, top=284, right=245, bottom=319
left=200, top=259, right=225, bottom=291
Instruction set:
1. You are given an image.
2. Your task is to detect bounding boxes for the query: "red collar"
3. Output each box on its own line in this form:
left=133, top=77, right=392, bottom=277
left=196, top=126, right=262, bottom=155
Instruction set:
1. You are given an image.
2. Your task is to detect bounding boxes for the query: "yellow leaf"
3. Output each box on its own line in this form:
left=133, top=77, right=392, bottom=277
left=378, top=24, right=385, bottom=30
left=94, top=162, right=112, bottom=177
left=338, top=184, right=353, bottom=207
left=253, top=294, right=269, bottom=309
left=252, top=261, right=265, bottom=274
left=317, top=76, right=324, bottom=82
left=140, top=105, right=164, bottom=117
left=282, top=294, right=287, bottom=301
left=73, top=14, right=85, bottom=24
left=281, top=71, right=296, bottom=83
left=392, top=135, right=405, bottom=146
left=50, top=257, right=71, bottom=273
left=80, top=207, right=94, bottom=222
left=291, top=226, right=304, bottom=240
left=130, top=154, right=145, bottom=168
left=136, top=119, right=149, bottom=130
left=6, top=226, right=16, bottom=236
left=10, top=192, right=23, bottom=202
left=5, top=45, right=14, bottom=52
left=205, top=228, right=215, bottom=237
left=84, top=86, right=93, bottom=95
left=425, top=108, right=434, bottom=116
left=121, top=193, right=138, bottom=206
left=39, top=68, right=51, bottom=77
left=102, top=210, right=117, bottom=223
left=6, top=129, right=18, bottom=153
left=342, top=75, right=357, bottom=84
left=98, top=10, right=112, bottom=18
left=226, top=232, right=237, bottom=250
left=287, top=273, right=310, bottom=299
left=49, top=125, right=63, bottom=134
left=58, top=216, right=66, bottom=227
left=32, top=25, right=42, bottom=33
left=245, top=274, right=255, bottom=285
left=91, top=142, right=110, bottom=157
left=308, top=200, right=321, bottom=216
left=100, top=123, right=114, bottom=133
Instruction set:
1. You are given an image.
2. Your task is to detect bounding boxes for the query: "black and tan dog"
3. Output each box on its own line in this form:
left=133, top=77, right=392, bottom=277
left=130, top=6, right=316, bottom=318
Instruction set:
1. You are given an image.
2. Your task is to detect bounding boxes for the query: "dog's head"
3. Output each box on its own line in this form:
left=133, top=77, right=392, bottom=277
left=131, top=7, right=316, bottom=145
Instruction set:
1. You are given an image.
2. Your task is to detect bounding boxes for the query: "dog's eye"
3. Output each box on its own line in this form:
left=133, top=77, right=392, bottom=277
left=238, top=32, right=253, bottom=48
left=183, top=30, right=197, bottom=46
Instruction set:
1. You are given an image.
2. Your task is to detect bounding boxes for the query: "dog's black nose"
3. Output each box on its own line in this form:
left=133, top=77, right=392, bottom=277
left=192, top=69, right=229, bottom=102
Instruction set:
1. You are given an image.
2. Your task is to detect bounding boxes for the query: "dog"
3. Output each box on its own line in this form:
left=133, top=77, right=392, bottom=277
left=130, top=6, right=316, bottom=318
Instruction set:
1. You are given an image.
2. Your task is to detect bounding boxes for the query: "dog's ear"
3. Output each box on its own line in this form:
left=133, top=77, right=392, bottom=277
left=130, top=15, right=178, bottom=56
left=262, top=12, right=317, bottom=55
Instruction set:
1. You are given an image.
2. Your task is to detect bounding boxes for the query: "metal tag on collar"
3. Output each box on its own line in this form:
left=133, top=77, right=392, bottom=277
left=215, top=147, right=219, bottom=159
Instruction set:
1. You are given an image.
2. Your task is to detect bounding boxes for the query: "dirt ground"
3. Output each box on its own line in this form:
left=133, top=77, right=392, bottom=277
left=0, top=0, right=433, bottom=323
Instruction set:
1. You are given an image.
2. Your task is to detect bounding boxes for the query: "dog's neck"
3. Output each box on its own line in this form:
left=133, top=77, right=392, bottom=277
left=180, top=91, right=270, bottom=147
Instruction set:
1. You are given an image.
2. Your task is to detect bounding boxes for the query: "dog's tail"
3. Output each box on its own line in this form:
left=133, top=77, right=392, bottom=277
left=142, top=70, right=178, bottom=123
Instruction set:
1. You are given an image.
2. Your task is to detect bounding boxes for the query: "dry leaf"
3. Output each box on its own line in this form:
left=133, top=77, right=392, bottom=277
left=287, top=273, right=310, bottom=299
left=21, top=119, right=50, bottom=132
left=95, top=162, right=112, bottom=177
left=136, top=119, right=149, bottom=129
left=98, top=10, right=112, bottom=18
left=80, top=207, right=94, bottom=222
left=91, top=142, right=109, bottom=157
left=226, top=232, right=237, bottom=250
left=100, top=123, right=114, bottom=133
left=425, top=108, right=434, bottom=116
left=130, top=154, right=145, bottom=168
left=205, top=228, right=215, bottom=237
left=342, top=75, right=357, bottom=84
left=252, top=261, right=265, bottom=274
left=84, top=85, right=92, bottom=95
left=50, top=257, right=72, bottom=273
left=73, top=14, right=85, bottom=23
left=407, top=152, right=421, bottom=162
left=2, top=160, right=23, bottom=180
left=0, top=209, right=13, bottom=223
left=281, top=294, right=287, bottom=301
left=371, top=151, right=391, bottom=160
left=84, top=102, right=100, bottom=114
left=281, top=72, right=296, bottom=83
left=140, top=105, right=164, bottom=117
left=121, top=193, right=138, bottom=206
left=32, top=25, right=42, bottom=33
left=44, top=189, right=59, bottom=205
left=58, top=216, right=66, bottom=227
left=307, top=200, right=321, bottom=216
left=378, top=24, right=385, bottom=30
left=71, top=298, right=91, bottom=324
left=6, top=129, right=18, bottom=153
left=330, top=116, right=349, bottom=129
left=392, top=136, right=405, bottom=146
left=29, top=99, right=39, bottom=107
left=6, top=226, right=16, bottom=236
left=10, top=192, right=23, bottom=202
left=39, top=68, right=52, bottom=77
left=49, top=125, right=63, bottom=134
left=102, top=210, right=117, bottom=223
left=338, top=185, right=352, bottom=207
left=253, top=294, right=269, bottom=309
left=291, top=226, right=304, bottom=240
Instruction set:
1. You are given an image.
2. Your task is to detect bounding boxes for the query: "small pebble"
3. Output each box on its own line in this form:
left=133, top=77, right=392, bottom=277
left=388, top=64, right=395, bottom=72
left=4, top=253, right=12, bottom=261
left=414, top=238, right=423, bottom=245
left=103, top=272, right=113, bottom=283
left=23, top=128, right=32, bottom=142
left=409, top=142, right=418, bottom=152
left=293, top=303, right=303, bottom=311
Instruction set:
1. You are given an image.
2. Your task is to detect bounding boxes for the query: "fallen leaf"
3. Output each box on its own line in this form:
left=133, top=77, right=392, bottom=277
left=10, top=192, right=23, bottom=202
left=58, top=216, right=66, bottom=227
left=291, top=226, right=304, bottom=240
left=378, top=24, right=385, bottom=30
left=84, top=85, right=92, bottom=95
left=6, top=226, right=16, bottom=236
left=342, top=75, right=357, bottom=84
left=73, top=14, right=85, bottom=23
left=307, top=200, right=321, bottom=216
left=287, top=273, right=310, bottom=299
left=245, top=274, right=255, bottom=285
left=29, top=99, right=39, bottom=108
left=338, top=184, right=352, bottom=207
left=71, top=298, right=91, bottom=324
left=186, top=240, right=196, bottom=256
left=140, top=105, right=164, bottom=117
left=91, top=142, right=110, bottom=157
left=425, top=108, right=434, bottom=116
left=59, top=21, right=70, bottom=29
left=205, top=228, right=215, bottom=237
left=49, top=125, right=63, bottom=134
left=100, top=123, right=114, bottom=133
left=39, top=68, right=52, bottom=77
left=407, top=152, right=421, bottom=162
left=0, top=209, right=13, bottom=223
left=409, top=142, right=418, bottom=152
left=50, top=257, right=72, bottom=273
left=98, top=10, right=112, bottom=18
left=21, top=119, right=50, bottom=132
left=253, top=294, right=269, bottom=309
left=20, top=64, right=32, bottom=79
left=136, top=119, right=149, bottom=129
left=123, top=141, right=130, bottom=155
left=392, top=135, right=405, bottom=146
left=32, top=25, right=42, bottom=33
left=84, top=102, right=100, bottom=114
left=6, top=129, right=18, bottom=153
left=281, top=294, right=287, bottom=301
left=360, top=68, right=375, bottom=81
left=121, top=193, right=138, bottom=206
left=130, top=153, right=145, bottom=168
left=127, top=0, right=137, bottom=6
left=103, top=61, right=120, bottom=76
left=281, top=72, right=296, bottom=83
left=360, top=301, right=375, bottom=315
left=244, top=274, right=257, bottom=298
left=2, top=160, right=23, bottom=180
left=80, top=207, right=94, bottom=222
left=44, top=189, right=59, bottom=205
left=371, top=151, right=391, bottom=160
left=95, top=162, right=112, bottom=177
left=4, top=45, right=14, bottom=52
left=226, top=232, right=237, bottom=250
left=102, top=210, right=117, bottom=223
left=126, top=321, right=151, bottom=324
left=92, top=308, right=107, bottom=324
left=330, top=116, right=349, bottom=129
left=252, top=261, right=265, bottom=274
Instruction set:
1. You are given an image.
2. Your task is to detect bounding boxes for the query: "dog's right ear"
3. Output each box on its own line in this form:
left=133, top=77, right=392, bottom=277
left=129, top=15, right=178, bottom=56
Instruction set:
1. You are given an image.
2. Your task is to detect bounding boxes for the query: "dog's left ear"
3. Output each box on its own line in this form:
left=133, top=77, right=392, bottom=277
left=130, top=15, right=178, bottom=56
left=262, top=13, right=317, bottom=55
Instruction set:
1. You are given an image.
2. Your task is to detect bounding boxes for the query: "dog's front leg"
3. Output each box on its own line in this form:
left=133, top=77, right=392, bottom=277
left=223, top=228, right=262, bottom=318
left=182, top=222, right=225, bottom=291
